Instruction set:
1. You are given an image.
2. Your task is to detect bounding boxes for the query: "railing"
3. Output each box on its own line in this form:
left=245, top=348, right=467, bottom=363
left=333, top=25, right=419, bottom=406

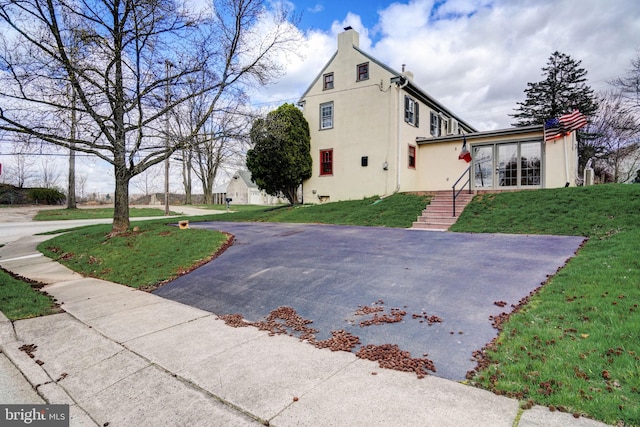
left=451, top=166, right=472, bottom=217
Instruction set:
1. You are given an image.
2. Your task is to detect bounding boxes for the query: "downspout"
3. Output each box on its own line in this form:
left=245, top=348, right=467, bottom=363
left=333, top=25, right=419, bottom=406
left=395, top=77, right=409, bottom=195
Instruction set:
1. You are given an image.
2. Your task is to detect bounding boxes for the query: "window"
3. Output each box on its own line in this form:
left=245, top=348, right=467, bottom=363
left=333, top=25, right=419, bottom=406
left=408, top=145, right=416, bottom=168
left=320, top=149, right=333, bottom=176
left=320, top=102, right=333, bottom=129
left=404, top=96, right=419, bottom=127
left=323, top=73, right=334, bottom=90
left=357, top=62, right=369, bottom=81
left=474, top=142, right=542, bottom=189
left=430, top=112, right=441, bottom=137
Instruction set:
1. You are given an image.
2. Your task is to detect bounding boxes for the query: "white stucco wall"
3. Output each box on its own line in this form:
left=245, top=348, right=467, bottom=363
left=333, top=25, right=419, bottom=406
left=300, top=29, right=577, bottom=202
left=301, top=29, right=432, bottom=203
left=417, top=129, right=579, bottom=191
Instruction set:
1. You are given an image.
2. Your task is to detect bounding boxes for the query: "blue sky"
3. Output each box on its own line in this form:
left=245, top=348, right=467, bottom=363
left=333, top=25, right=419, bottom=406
left=297, top=1, right=389, bottom=35
left=257, top=0, right=639, bottom=132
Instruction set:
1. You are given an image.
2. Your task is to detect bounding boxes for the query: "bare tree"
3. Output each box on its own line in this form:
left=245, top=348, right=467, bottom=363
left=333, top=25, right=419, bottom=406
left=131, top=164, right=163, bottom=196
left=0, top=0, right=299, bottom=234
left=172, top=89, right=250, bottom=204
left=5, top=139, right=37, bottom=188
left=8, top=153, right=36, bottom=188
left=584, top=91, right=640, bottom=182
left=76, top=174, right=88, bottom=201
left=611, top=50, right=640, bottom=111
left=39, top=158, right=62, bottom=189
left=194, top=113, right=250, bottom=204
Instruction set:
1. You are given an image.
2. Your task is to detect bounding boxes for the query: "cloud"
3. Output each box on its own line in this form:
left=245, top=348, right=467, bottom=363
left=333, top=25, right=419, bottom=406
left=257, top=0, right=640, bottom=130
left=308, top=4, right=323, bottom=13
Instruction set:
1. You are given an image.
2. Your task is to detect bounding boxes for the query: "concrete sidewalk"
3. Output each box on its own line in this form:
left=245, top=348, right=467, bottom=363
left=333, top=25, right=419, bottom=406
left=0, top=236, right=609, bottom=426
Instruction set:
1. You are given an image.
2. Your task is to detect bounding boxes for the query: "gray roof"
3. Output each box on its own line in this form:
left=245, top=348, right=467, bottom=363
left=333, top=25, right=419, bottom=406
left=233, top=170, right=258, bottom=188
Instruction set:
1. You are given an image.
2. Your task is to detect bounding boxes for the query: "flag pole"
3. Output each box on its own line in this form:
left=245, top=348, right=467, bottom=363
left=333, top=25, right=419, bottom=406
left=563, top=132, right=570, bottom=187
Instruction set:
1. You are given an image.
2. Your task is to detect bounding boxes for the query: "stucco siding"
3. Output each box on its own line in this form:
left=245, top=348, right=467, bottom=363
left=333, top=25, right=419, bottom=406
left=302, top=31, right=401, bottom=203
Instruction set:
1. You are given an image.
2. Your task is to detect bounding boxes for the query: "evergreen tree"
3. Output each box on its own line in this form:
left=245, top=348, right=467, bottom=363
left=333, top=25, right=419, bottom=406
left=511, top=51, right=598, bottom=126
left=246, top=104, right=312, bottom=204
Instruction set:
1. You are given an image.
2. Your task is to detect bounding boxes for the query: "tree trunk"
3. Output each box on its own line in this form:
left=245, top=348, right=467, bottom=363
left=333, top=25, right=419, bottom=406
left=182, top=150, right=192, bottom=204
left=112, top=164, right=130, bottom=234
left=67, top=146, right=77, bottom=208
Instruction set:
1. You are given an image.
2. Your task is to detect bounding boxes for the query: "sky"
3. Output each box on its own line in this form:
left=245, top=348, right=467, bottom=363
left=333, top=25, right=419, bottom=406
left=2, top=0, right=639, bottom=196
left=255, top=0, right=640, bottom=131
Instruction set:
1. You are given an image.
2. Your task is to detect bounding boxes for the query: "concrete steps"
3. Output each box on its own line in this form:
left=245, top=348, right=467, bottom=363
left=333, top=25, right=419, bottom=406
left=412, top=191, right=474, bottom=231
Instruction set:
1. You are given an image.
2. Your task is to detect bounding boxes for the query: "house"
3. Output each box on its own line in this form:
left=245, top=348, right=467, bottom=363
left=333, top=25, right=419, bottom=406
left=225, top=170, right=286, bottom=205
left=298, top=27, right=578, bottom=203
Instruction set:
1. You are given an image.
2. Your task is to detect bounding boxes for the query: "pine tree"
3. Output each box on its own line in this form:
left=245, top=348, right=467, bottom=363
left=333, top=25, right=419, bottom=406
left=511, top=51, right=598, bottom=126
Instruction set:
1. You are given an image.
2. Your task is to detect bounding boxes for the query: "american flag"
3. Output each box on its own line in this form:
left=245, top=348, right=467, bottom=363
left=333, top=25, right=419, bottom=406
left=544, top=110, right=588, bottom=142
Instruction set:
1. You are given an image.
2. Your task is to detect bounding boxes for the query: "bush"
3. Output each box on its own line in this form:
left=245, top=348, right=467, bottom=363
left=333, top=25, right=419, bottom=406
left=28, top=187, right=66, bottom=205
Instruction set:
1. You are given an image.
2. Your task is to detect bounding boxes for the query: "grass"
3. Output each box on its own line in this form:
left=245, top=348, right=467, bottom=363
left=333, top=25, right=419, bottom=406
left=201, top=204, right=277, bottom=213
left=34, top=193, right=429, bottom=290
left=37, top=221, right=231, bottom=289
left=34, top=207, right=178, bottom=221
left=452, top=185, right=640, bottom=426
left=8, top=186, right=639, bottom=424
left=191, top=193, right=431, bottom=228
left=0, top=268, right=60, bottom=320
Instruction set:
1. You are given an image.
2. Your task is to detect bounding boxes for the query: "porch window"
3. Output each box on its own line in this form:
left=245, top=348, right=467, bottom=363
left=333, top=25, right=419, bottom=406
left=320, top=149, right=333, bottom=176
left=520, top=142, right=542, bottom=186
left=408, top=145, right=416, bottom=168
left=473, top=141, right=542, bottom=189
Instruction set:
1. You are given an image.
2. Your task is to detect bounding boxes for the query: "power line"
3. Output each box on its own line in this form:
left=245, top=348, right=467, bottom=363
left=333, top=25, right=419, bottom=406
left=0, top=152, right=96, bottom=157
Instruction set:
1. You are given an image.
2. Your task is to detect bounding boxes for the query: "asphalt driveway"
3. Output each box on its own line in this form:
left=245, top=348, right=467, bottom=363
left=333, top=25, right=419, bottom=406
left=154, top=222, right=585, bottom=381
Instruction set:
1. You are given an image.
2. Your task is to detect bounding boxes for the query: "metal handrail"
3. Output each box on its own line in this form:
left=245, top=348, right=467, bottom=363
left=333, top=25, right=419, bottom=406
left=451, top=166, right=472, bottom=217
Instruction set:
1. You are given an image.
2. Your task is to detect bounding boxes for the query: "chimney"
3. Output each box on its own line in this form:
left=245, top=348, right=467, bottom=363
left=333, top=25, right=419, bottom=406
left=338, top=26, right=359, bottom=51
left=401, top=64, right=414, bottom=81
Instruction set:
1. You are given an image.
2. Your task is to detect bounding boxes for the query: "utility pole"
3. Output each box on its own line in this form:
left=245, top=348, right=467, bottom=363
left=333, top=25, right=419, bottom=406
left=164, top=59, right=173, bottom=216
left=67, top=84, right=77, bottom=209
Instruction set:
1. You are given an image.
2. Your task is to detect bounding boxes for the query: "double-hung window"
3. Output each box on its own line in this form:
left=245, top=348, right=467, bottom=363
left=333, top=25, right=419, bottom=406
left=430, top=112, right=441, bottom=137
left=404, top=96, right=419, bottom=127
left=408, top=145, right=416, bottom=168
left=320, top=102, right=333, bottom=129
left=320, top=149, right=333, bottom=176
left=357, top=62, right=369, bottom=81
left=323, top=73, right=334, bottom=90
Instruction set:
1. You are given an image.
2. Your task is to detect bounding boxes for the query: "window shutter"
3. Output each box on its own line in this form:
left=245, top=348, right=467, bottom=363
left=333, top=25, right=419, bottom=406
left=415, top=102, right=419, bottom=127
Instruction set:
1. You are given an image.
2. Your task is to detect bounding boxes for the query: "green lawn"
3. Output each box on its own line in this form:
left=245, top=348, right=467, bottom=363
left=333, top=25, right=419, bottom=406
left=4, top=186, right=639, bottom=424
left=192, top=193, right=431, bottom=228
left=452, top=185, right=640, bottom=426
left=34, top=207, right=178, bottom=220
left=0, top=268, right=60, bottom=320
left=38, top=221, right=231, bottom=290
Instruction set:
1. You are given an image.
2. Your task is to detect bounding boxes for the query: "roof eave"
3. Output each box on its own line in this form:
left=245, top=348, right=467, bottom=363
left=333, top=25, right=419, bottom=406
left=416, top=124, right=544, bottom=145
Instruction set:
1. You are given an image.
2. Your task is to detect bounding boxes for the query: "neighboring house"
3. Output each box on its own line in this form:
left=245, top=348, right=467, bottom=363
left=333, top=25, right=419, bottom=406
left=225, top=170, right=286, bottom=205
left=298, top=27, right=578, bottom=203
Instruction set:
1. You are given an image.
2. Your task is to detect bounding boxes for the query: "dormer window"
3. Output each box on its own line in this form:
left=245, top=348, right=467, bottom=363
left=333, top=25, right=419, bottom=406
left=357, top=62, right=369, bottom=81
left=323, top=72, right=334, bottom=90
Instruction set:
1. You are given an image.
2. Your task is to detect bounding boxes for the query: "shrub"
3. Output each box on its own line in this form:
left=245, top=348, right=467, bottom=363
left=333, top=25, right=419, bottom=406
left=28, top=187, right=66, bottom=205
